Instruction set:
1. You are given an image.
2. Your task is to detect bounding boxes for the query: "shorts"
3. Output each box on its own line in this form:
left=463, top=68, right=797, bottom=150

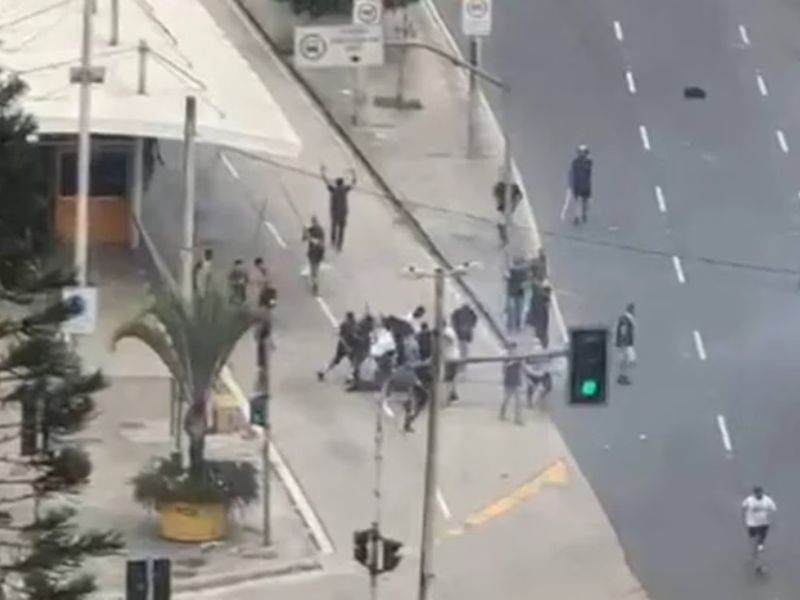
left=747, top=525, right=769, bottom=544
left=443, top=362, right=458, bottom=383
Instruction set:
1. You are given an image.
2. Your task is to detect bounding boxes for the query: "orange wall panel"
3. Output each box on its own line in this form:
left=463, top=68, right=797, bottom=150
left=55, top=196, right=130, bottom=245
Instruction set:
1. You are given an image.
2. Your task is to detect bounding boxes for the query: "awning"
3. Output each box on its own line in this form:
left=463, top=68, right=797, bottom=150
left=0, top=0, right=301, bottom=158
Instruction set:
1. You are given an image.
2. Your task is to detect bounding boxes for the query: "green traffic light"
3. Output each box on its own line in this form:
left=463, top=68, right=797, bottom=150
left=580, top=379, right=598, bottom=397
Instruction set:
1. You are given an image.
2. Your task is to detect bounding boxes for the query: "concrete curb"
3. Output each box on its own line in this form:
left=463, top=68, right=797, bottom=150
left=172, top=557, right=322, bottom=595
left=230, top=0, right=513, bottom=348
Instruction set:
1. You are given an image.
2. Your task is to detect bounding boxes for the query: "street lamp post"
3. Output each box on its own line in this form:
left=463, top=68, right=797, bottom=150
left=75, top=0, right=94, bottom=286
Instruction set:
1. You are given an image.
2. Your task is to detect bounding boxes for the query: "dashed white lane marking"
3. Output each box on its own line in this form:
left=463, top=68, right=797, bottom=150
left=315, top=297, right=339, bottom=328
left=625, top=70, right=637, bottom=94
left=776, top=129, right=789, bottom=153
left=693, top=330, right=707, bottom=361
left=655, top=186, right=667, bottom=213
left=560, top=188, right=571, bottom=222
left=437, top=488, right=453, bottom=520
left=756, top=72, right=769, bottom=96
left=613, top=20, right=624, bottom=41
left=263, top=220, right=288, bottom=249
left=639, top=125, right=651, bottom=151
left=672, top=255, right=686, bottom=284
left=220, top=151, right=240, bottom=180
left=738, top=24, right=751, bottom=46
left=716, top=414, right=733, bottom=453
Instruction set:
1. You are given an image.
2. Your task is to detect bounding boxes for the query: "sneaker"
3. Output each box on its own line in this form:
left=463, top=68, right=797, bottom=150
left=316, top=370, right=325, bottom=382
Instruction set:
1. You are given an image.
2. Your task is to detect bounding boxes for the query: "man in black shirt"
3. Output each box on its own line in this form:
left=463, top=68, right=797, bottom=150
left=302, top=216, right=325, bottom=295
left=568, top=145, right=593, bottom=225
left=321, top=166, right=356, bottom=252
left=318, top=311, right=358, bottom=381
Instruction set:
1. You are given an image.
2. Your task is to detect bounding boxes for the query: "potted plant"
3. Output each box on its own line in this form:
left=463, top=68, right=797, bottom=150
left=114, top=286, right=258, bottom=542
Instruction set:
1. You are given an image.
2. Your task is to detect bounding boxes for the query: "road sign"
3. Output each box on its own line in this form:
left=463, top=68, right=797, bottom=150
left=461, top=0, right=492, bottom=36
left=61, top=286, right=97, bottom=335
left=294, top=24, right=384, bottom=68
left=353, top=0, right=382, bottom=26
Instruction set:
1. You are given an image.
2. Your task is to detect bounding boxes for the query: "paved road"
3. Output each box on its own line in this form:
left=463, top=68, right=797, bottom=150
left=433, top=0, right=800, bottom=597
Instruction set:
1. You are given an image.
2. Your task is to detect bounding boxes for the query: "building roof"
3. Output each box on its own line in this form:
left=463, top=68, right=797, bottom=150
left=0, top=0, right=300, bottom=158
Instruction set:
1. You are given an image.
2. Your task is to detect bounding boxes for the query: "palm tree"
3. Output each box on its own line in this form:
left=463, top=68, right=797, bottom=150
left=113, top=286, right=255, bottom=479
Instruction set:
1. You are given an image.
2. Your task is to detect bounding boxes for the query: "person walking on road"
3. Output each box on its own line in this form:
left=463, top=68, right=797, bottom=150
left=505, top=257, right=529, bottom=333
left=568, top=145, right=593, bottom=225
left=321, top=165, right=356, bottom=252
left=227, top=259, right=249, bottom=305
left=250, top=257, right=275, bottom=307
left=525, top=337, right=552, bottom=408
left=450, top=303, right=478, bottom=365
left=192, top=248, right=214, bottom=298
left=742, top=486, right=777, bottom=561
left=302, top=216, right=326, bottom=295
left=318, top=311, right=358, bottom=381
left=526, top=279, right=552, bottom=349
left=500, top=342, right=525, bottom=425
left=493, top=179, right=523, bottom=245
left=615, top=303, right=636, bottom=385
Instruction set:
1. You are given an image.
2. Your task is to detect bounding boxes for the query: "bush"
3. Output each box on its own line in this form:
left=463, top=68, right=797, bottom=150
left=133, top=457, right=258, bottom=510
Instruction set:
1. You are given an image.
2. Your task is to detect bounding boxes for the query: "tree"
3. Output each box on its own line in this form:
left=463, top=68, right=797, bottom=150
left=0, top=71, right=122, bottom=599
left=113, top=287, right=255, bottom=479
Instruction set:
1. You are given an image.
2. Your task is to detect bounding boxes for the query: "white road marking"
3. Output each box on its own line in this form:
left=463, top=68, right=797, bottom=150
left=756, top=72, right=769, bottom=96
left=315, top=297, right=339, bottom=328
left=716, top=414, right=733, bottom=453
left=693, top=330, right=707, bottom=361
left=655, top=185, right=667, bottom=213
left=738, top=24, right=751, bottom=46
left=613, top=20, right=624, bottom=41
left=776, top=129, right=789, bottom=153
left=220, top=151, right=240, bottom=179
left=263, top=220, right=288, bottom=249
left=560, top=188, right=571, bottom=222
left=672, top=255, right=686, bottom=284
left=436, top=488, right=453, bottom=520
left=639, top=125, right=651, bottom=151
left=626, top=70, right=637, bottom=94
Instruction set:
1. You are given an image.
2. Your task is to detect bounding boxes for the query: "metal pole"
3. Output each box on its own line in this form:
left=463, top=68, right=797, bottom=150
left=370, top=384, right=384, bottom=600
left=110, top=0, right=119, bottom=45
left=75, top=0, right=93, bottom=286
left=130, top=137, right=143, bottom=249
left=352, top=66, right=365, bottom=126
left=394, top=9, right=410, bottom=104
left=501, top=114, right=513, bottom=264
left=180, top=96, right=197, bottom=303
left=417, top=267, right=445, bottom=600
left=466, top=36, right=480, bottom=158
left=137, top=40, right=148, bottom=94
left=261, top=331, right=272, bottom=546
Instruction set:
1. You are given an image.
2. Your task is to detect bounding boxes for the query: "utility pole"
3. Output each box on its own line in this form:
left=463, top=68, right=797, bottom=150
left=74, top=0, right=94, bottom=286
left=405, top=261, right=479, bottom=600
left=254, top=306, right=273, bottom=547
left=466, top=36, right=480, bottom=158
left=370, top=378, right=386, bottom=600
left=180, top=96, right=197, bottom=303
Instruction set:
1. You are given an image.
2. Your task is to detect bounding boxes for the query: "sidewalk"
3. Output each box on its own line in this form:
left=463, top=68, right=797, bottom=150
left=218, top=0, right=650, bottom=598
left=71, top=251, right=318, bottom=598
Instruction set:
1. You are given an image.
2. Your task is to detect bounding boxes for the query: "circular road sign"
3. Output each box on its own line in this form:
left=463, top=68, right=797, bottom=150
left=356, top=2, right=380, bottom=24
left=298, top=33, right=327, bottom=62
left=465, top=0, right=488, bottom=19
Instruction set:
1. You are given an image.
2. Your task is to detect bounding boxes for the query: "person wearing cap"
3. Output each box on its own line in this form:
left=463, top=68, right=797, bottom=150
left=568, top=145, right=593, bottom=225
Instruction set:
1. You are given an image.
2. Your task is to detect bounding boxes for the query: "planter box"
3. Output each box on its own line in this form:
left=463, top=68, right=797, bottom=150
left=159, top=502, right=227, bottom=542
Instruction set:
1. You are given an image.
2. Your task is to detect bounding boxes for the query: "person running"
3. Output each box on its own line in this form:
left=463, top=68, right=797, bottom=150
left=302, top=216, right=325, bottom=295
left=450, top=303, right=478, bottom=365
left=615, top=303, right=636, bottom=385
left=568, top=145, right=593, bottom=225
left=227, top=259, right=249, bottom=305
left=321, top=165, right=356, bottom=252
left=742, top=486, right=777, bottom=565
left=318, top=312, right=358, bottom=381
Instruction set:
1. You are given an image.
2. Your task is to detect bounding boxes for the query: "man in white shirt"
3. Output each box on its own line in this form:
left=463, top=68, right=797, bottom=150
left=742, top=486, right=777, bottom=551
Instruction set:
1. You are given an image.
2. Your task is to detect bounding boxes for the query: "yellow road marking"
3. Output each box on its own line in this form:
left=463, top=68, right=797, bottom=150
left=448, top=459, right=569, bottom=538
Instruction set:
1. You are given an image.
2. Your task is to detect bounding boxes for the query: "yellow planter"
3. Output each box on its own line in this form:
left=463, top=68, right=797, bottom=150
left=159, top=502, right=227, bottom=542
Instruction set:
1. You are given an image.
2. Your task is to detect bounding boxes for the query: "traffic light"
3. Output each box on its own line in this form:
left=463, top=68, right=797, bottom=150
left=353, top=528, right=371, bottom=568
left=568, top=327, right=608, bottom=404
left=381, top=537, right=403, bottom=573
left=125, top=559, right=148, bottom=600
left=152, top=558, right=171, bottom=600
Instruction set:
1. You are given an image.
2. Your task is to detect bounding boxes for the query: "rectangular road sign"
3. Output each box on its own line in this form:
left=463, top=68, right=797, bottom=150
left=461, top=0, right=492, bottom=36
left=353, top=0, right=382, bottom=25
left=294, top=24, right=384, bottom=68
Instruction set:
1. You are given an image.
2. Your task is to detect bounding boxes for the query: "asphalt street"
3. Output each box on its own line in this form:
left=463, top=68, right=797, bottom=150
left=433, top=0, right=800, bottom=597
